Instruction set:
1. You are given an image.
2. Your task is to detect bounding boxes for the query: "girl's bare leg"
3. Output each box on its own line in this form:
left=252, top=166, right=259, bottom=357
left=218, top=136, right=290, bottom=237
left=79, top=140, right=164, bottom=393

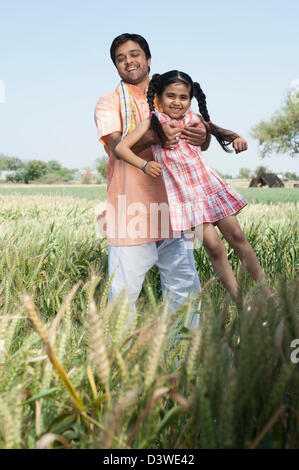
left=201, top=223, right=238, bottom=299
left=216, top=215, right=273, bottom=297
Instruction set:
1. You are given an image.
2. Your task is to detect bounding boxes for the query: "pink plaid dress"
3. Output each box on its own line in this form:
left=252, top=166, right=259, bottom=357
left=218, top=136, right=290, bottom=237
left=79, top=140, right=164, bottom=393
left=151, top=109, right=248, bottom=231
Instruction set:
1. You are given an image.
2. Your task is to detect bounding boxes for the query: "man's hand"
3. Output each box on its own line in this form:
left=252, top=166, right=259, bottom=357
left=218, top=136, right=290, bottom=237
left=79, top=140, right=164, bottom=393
left=144, top=161, right=163, bottom=178
left=232, top=137, right=247, bottom=154
left=181, top=120, right=207, bottom=147
left=161, top=121, right=181, bottom=150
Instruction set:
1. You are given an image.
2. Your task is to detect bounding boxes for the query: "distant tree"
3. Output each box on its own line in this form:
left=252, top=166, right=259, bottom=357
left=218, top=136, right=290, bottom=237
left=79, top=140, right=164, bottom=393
left=284, top=171, right=299, bottom=181
left=253, top=165, right=269, bottom=176
left=3, top=155, right=77, bottom=183
left=24, top=160, right=48, bottom=183
left=238, top=167, right=252, bottom=179
left=5, top=168, right=27, bottom=183
left=56, top=169, right=75, bottom=181
left=48, top=160, right=62, bottom=172
left=6, top=157, right=24, bottom=170
left=0, top=157, right=9, bottom=171
left=37, top=173, right=66, bottom=184
left=95, top=156, right=108, bottom=181
left=47, top=160, right=75, bottom=181
left=251, top=92, right=299, bottom=158
left=0, top=154, right=24, bottom=171
left=216, top=170, right=233, bottom=179
left=81, top=169, right=93, bottom=184
left=5, top=173, right=16, bottom=183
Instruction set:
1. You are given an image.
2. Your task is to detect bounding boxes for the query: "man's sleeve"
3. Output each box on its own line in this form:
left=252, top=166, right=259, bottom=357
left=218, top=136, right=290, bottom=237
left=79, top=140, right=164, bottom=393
left=94, top=92, right=122, bottom=145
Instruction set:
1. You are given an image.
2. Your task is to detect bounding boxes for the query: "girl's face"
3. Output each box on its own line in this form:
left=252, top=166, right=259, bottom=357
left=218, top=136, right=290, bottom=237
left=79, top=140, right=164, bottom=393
left=158, top=82, right=191, bottom=120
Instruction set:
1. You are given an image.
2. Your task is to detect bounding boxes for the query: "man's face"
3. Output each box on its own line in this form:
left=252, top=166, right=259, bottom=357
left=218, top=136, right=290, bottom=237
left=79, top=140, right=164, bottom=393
left=114, top=40, right=151, bottom=85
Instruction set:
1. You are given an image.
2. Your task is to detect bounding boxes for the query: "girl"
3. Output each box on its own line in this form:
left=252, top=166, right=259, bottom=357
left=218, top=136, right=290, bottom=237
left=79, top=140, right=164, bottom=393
left=115, top=70, right=272, bottom=300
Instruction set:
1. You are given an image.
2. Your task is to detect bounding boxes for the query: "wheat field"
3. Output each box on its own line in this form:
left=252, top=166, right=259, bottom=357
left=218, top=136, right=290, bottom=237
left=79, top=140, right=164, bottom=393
left=0, top=195, right=298, bottom=449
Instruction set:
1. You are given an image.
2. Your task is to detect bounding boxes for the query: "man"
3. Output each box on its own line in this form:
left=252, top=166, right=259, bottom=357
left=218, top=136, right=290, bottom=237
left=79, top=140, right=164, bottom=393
left=94, top=33, right=209, bottom=315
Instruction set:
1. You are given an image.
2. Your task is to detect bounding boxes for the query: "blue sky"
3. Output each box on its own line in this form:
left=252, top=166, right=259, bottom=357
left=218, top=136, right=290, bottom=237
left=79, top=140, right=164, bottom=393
left=0, top=0, right=298, bottom=176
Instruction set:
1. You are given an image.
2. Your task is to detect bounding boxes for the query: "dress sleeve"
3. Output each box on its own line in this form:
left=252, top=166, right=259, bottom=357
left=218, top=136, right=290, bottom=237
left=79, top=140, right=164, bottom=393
left=94, top=92, right=122, bottom=145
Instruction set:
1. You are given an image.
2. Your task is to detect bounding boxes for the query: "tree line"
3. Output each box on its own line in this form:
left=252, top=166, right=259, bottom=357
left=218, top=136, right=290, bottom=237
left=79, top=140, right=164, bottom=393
left=0, top=156, right=77, bottom=184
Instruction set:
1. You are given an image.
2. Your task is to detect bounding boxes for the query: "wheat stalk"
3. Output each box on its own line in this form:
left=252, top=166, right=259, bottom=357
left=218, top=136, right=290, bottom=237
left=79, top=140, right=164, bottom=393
left=0, top=401, right=14, bottom=448
left=145, top=304, right=168, bottom=388
left=48, top=281, right=82, bottom=344
left=99, top=274, right=114, bottom=311
left=99, top=389, right=137, bottom=449
left=186, top=330, right=200, bottom=378
left=127, top=386, right=170, bottom=446
left=113, top=295, right=129, bottom=347
left=88, top=299, right=111, bottom=405
left=22, top=295, right=84, bottom=413
left=114, top=349, right=129, bottom=386
left=125, top=320, right=156, bottom=361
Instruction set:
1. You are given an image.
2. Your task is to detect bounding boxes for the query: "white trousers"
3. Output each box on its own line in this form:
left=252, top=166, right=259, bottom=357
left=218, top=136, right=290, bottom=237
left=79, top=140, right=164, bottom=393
left=108, top=236, right=201, bottom=328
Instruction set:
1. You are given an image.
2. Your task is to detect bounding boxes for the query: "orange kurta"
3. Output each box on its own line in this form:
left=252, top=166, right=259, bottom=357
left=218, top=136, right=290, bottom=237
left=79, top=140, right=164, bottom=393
left=94, top=83, right=172, bottom=246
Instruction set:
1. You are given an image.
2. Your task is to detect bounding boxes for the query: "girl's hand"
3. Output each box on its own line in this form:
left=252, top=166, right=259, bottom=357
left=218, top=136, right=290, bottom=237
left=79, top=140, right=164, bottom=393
left=233, top=137, right=248, bottom=154
left=144, top=161, right=163, bottom=178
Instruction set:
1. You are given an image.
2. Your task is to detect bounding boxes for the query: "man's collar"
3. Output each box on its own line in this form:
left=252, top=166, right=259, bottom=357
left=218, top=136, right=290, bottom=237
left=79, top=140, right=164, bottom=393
left=123, top=81, right=148, bottom=98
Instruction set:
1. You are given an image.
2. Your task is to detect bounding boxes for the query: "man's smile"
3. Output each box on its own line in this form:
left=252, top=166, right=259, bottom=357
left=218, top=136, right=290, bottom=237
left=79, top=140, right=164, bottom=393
left=127, top=65, right=138, bottom=72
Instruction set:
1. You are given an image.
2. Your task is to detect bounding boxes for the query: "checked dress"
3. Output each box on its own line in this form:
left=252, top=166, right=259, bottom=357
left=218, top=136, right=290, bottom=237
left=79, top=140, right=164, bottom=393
left=151, top=109, right=248, bottom=231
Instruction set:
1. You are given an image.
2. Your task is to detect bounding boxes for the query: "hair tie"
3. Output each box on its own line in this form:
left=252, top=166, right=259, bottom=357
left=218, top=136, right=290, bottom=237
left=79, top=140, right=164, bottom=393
left=150, top=111, right=155, bottom=115
left=207, top=120, right=212, bottom=124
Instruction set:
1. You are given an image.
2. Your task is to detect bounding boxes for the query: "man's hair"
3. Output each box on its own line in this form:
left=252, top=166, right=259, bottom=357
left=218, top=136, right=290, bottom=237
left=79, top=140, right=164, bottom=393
left=110, top=33, right=151, bottom=66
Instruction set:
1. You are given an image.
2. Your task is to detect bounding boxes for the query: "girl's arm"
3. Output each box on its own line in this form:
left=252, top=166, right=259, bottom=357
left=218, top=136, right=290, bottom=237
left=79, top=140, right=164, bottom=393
left=114, top=119, right=163, bottom=178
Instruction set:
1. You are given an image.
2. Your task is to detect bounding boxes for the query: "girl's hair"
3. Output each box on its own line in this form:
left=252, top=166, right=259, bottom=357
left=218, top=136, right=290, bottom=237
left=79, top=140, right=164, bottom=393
left=147, top=70, right=232, bottom=151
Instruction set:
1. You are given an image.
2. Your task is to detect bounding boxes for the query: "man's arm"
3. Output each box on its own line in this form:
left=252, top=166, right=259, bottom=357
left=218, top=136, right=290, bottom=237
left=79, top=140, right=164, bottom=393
left=182, top=117, right=246, bottom=153
left=206, top=123, right=247, bottom=154
left=208, top=123, right=240, bottom=142
left=200, top=133, right=211, bottom=151
left=131, top=128, right=157, bottom=154
left=105, top=132, right=122, bottom=155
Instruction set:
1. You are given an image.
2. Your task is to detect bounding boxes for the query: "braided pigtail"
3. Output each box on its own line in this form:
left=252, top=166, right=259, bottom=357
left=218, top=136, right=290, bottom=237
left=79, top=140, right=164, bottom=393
left=147, top=74, right=167, bottom=146
left=193, top=82, right=232, bottom=153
